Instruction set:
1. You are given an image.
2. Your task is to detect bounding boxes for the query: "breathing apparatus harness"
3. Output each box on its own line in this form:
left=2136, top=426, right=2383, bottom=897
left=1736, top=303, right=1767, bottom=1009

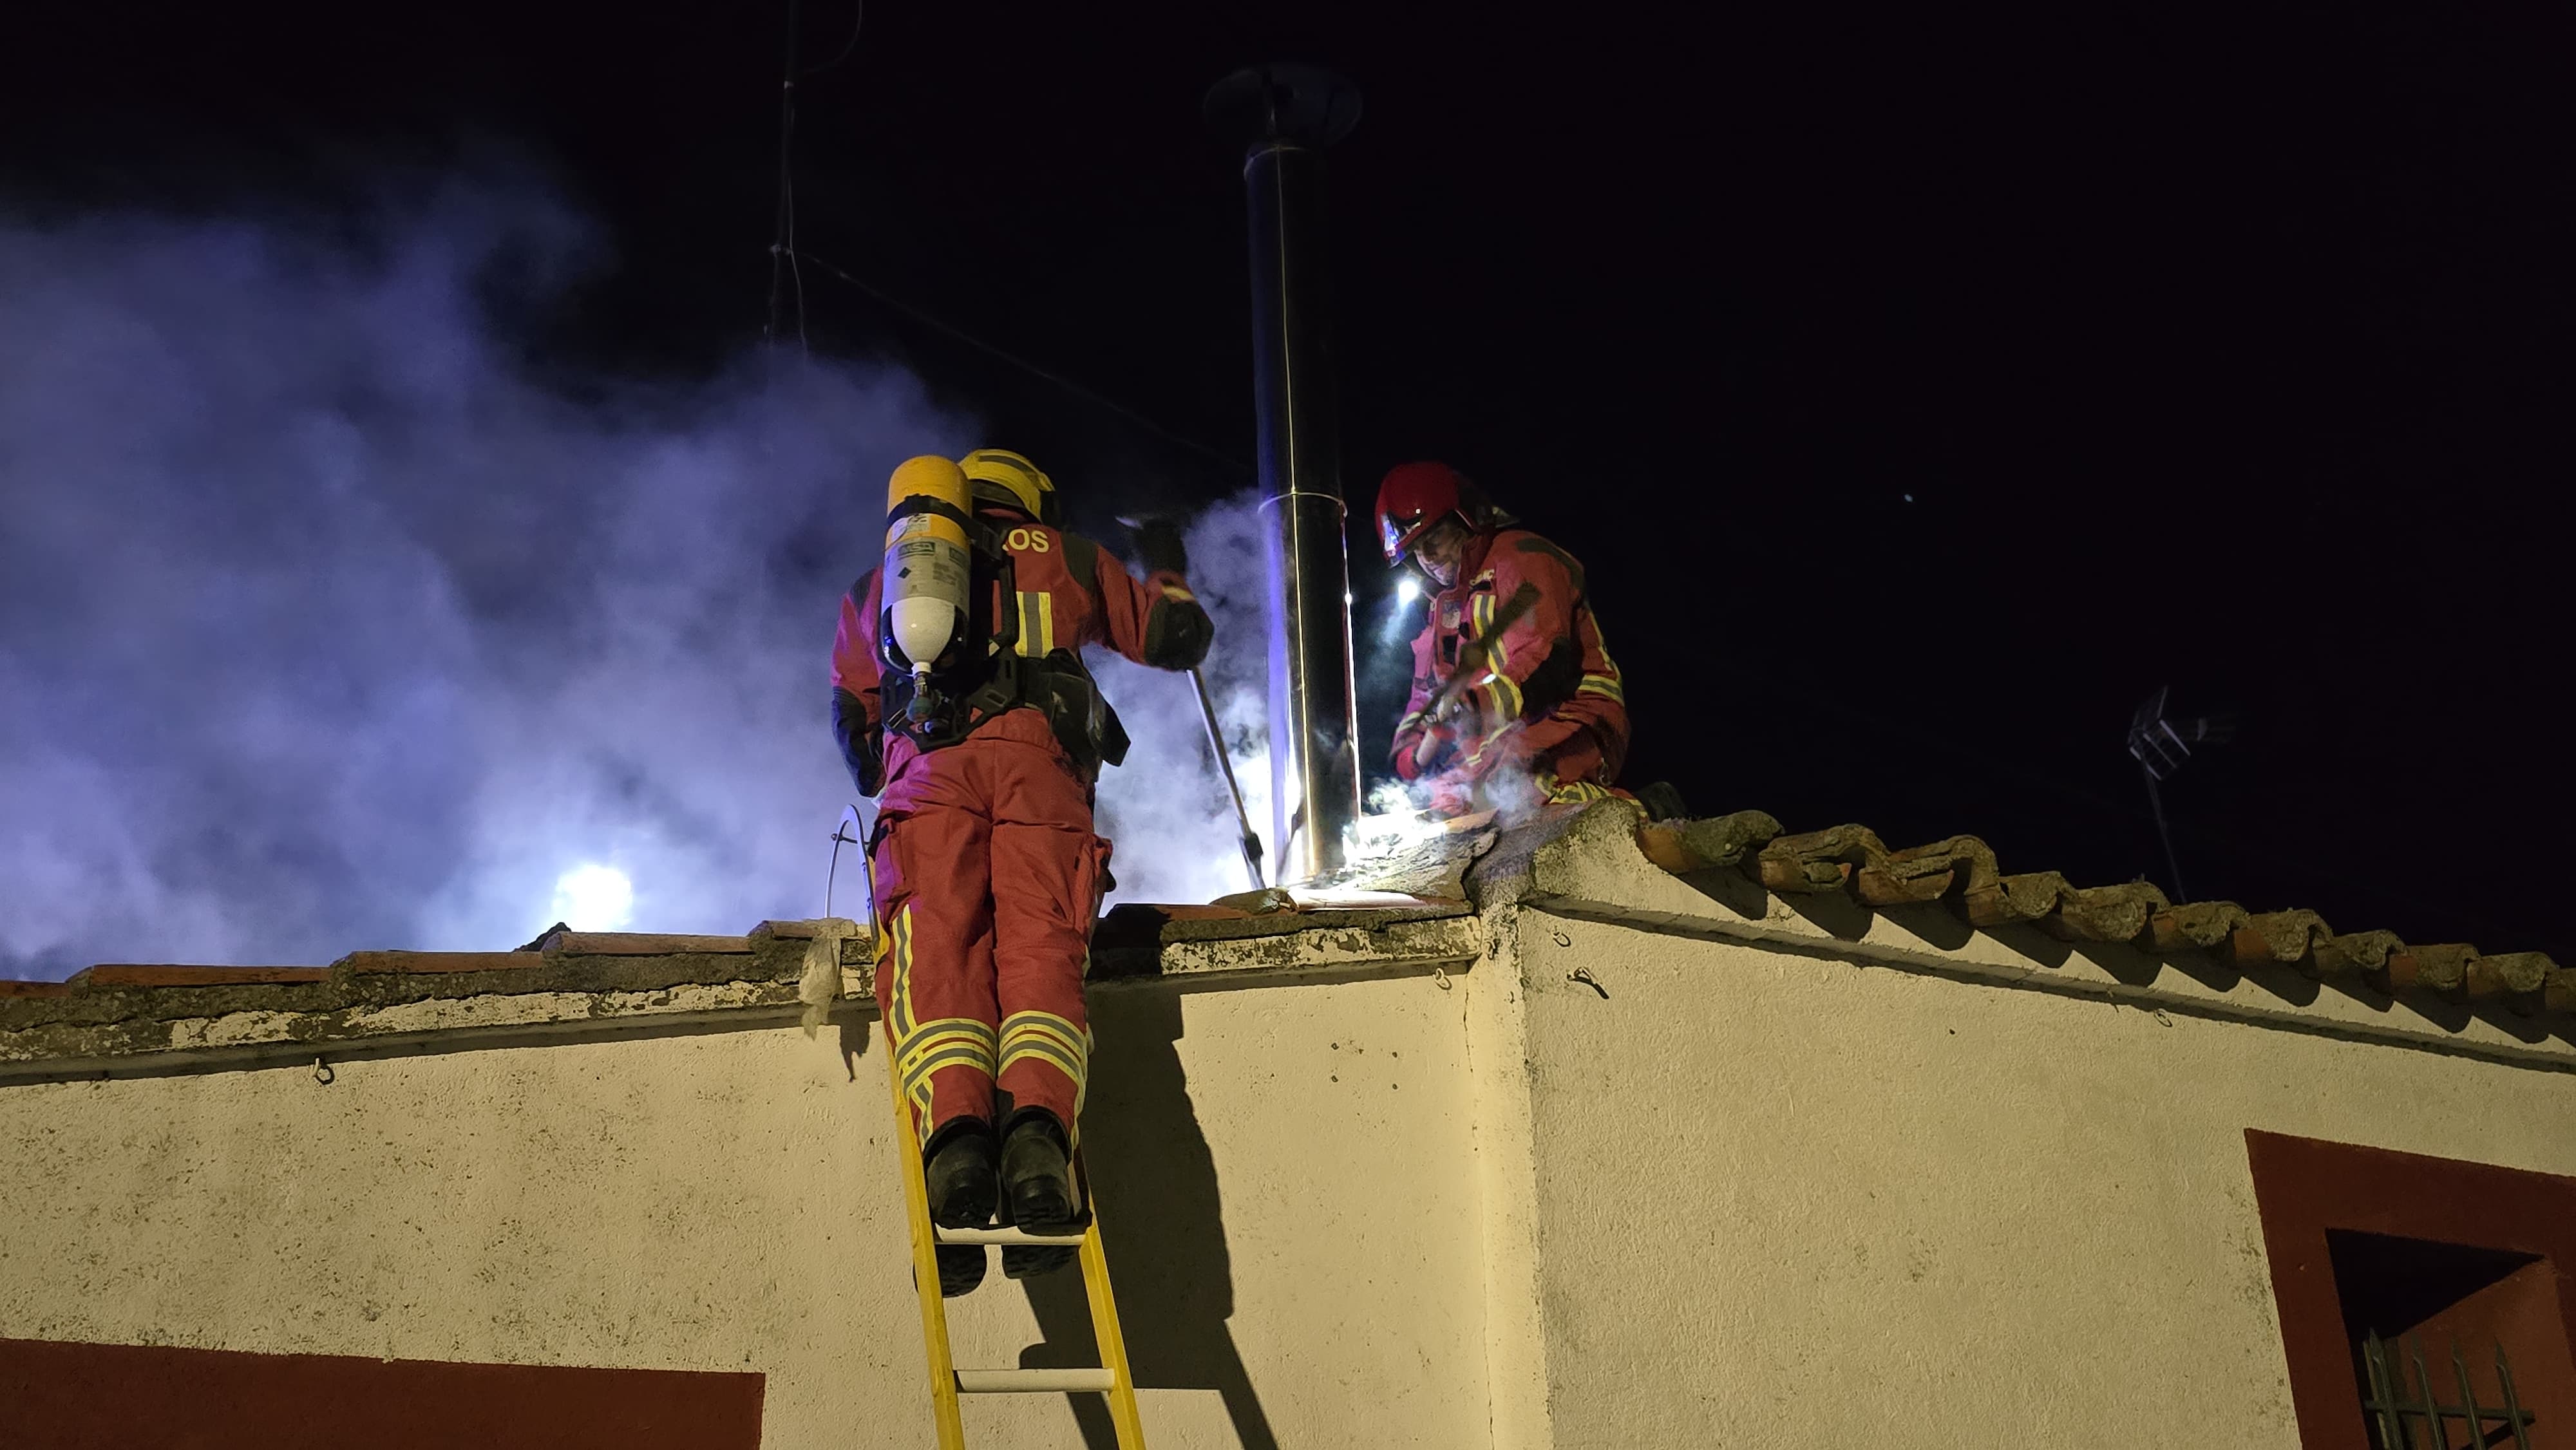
left=879, top=504, right=1131, bottom=780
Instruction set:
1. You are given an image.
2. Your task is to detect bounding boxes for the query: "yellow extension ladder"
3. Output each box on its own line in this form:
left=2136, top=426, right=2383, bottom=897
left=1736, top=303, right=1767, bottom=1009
left=882, top=1025, right=1148, bottom=1449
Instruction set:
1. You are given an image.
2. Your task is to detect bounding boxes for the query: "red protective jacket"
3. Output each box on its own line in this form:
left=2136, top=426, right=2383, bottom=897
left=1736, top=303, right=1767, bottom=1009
left=829, top=510, right=1209, bottom=793
left=1392, top=527, right=1629, bottom=812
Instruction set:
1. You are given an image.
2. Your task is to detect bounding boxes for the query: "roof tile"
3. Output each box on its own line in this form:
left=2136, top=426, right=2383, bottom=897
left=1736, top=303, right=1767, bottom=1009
left=334, top=950, right=545, bottom=976
left=1963, top=871, right=2071, bottom=928
left=0, top=979, right=72, bottom=999
left=67, top=965, right=334, bottom=989
left=2224, top=909, right=2333, bottom=970
left=2310, top=930, right=2405, bottom=980
left=1633, top=806, right=2569, bottom=1030
left=543, top=932, right=751, bottom=956
left=1637, top=809, right=1783, bottom=875
left=748, top=918, right=866, bottom=943
left=1856, top=835, right=1999, bottom=907
left=2466, top=950, right=2553, bottom=1011
left=2380, top=943, right=2477, bottom=997
left=2146, top=901, right=2251, bottom=953
left=2043, top=881, right=2170, bottom=944
left=1757, top=825, right=1886, bottom=894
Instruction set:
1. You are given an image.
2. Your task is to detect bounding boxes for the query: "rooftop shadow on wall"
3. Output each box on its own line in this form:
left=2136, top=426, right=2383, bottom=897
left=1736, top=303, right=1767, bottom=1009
left=1016, top=987, right=1277, bottom=1449
left=1674, top=865, right=1769, bottom=921
left=1777, top=885, right=1876, bottom=942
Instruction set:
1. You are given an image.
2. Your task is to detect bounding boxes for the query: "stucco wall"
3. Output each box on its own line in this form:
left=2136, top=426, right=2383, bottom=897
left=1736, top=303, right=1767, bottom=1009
left=12, top=804, right=2571, bottom=1449
left=0, top=972, right=1488, bottom=1449
left=1514, top=910, right=2576, bottom=1448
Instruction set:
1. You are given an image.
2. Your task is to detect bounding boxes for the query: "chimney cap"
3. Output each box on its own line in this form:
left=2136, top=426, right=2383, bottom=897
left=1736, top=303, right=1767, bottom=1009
left=1206, top=64, right=1361, bottom=150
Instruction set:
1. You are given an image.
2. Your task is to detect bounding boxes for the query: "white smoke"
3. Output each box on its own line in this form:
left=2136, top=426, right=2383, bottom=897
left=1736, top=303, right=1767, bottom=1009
left=0, top=182, right=973, bottom=975
left=1086, top=494, right=1274, bottom=905
left=0, top=179, right=1315, bottom=979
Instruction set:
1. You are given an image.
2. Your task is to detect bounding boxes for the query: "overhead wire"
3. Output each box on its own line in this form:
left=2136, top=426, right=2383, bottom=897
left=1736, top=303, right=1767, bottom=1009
left=789, top=245, right=1249, bottom=475
left=764, top=0, right=829, bottom=357
left=755, top=0, right=1235, bottom=471
left=801, top=0, right=864, bottom=77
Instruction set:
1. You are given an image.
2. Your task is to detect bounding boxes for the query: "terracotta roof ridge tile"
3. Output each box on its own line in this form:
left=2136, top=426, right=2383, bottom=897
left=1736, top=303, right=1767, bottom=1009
left=1856, top=836, right=2000, bottom=906
left=750, top=918, right=868, bottom=943
left=2146, top=901, right=2253, bottom=952
left=1757, top=825, right=1888, bottom=893
left=1962, top=871, right=2071, bottom=927
left=2223, top=909, right=2333, bottom=970
left=66, top=965, right=335, bottom=989
left=2311, top=929, right=2405, bottom=979
left=1651, top=813, right=2565, bottom=1030
left=2383, top=943, right=2479, bottom=998
left=1635, top=809, right=1783, bottom=875
left=332, top=950, right=547, bottom=977
left=542, top=931, right=752, bottom=957
left=2042, top=881, right=2171, bottom=944
left=2467, top=951, right=2555, bottom=1013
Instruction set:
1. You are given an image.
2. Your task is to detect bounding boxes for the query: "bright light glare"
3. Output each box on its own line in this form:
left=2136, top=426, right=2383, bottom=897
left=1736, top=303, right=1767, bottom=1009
left=1395, top=576, right=1423, bottom=606
left=550, top=863, right=635, bottom=930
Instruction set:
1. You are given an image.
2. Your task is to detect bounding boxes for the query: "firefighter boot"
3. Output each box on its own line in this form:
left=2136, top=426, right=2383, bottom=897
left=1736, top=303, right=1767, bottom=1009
left=922, top=1118, right=998, bottom=1296
left=999, top=1107, right=1081, bottom=1280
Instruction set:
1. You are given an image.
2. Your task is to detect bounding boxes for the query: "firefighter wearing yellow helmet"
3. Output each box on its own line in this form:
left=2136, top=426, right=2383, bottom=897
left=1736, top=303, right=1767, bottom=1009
left=960, top=447, right=1061, bottom=526
left=829, top=447, right=1211, bottom=1295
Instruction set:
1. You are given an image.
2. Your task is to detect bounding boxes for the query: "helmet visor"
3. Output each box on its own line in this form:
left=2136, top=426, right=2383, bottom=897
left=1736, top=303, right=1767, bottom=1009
left=1381, top=509, right=1435, bottom=565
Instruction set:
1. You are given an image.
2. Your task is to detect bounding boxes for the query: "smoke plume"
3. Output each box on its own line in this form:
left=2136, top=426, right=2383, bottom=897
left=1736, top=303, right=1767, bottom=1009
left=1086, top=498, right=1274, bottom=905
left=0, top=182, right=1269, bottom=977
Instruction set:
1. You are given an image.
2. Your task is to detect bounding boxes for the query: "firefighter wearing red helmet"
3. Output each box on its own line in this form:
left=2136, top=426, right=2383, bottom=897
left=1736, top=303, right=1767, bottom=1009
left=1378, top=460, right=1630, bottom=817
left=831, top=449, right=1213, bottom=1297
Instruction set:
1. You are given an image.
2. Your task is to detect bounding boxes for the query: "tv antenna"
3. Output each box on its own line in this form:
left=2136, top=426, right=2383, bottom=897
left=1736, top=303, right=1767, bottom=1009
left=2126, top=686, right=2233, bottom=900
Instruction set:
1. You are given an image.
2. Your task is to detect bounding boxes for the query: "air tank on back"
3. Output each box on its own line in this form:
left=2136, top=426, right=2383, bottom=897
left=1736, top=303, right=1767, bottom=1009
left=880, top=455, right=975, bottom=725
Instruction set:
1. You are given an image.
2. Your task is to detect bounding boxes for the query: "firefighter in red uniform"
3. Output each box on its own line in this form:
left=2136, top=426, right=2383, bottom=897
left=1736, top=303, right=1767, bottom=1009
left=832, top=448, right=1211, bottom=1295
left=1378, top=460, right=1631, bottom=818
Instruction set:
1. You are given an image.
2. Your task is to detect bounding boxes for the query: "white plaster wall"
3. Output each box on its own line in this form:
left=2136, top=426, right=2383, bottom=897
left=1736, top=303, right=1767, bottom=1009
left=0, top=973, right=1488, bottom=1449
left=1517, top=912, right=2576, bottom=1449
left=1461, top=913, right=1554, bottom=1450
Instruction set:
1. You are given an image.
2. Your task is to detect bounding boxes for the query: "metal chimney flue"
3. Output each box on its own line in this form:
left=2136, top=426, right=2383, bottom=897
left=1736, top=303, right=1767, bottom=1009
left=1208, top=64, right=1365, bottom=885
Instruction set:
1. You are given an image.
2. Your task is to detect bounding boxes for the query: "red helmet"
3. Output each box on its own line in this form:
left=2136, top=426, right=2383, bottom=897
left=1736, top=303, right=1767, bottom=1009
left=1376, top=461, right=1488, bottom=565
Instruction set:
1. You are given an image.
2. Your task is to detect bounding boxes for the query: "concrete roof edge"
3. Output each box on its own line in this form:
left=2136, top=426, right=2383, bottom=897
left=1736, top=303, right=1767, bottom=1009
left=0, top=909, right=1492, bottom=1086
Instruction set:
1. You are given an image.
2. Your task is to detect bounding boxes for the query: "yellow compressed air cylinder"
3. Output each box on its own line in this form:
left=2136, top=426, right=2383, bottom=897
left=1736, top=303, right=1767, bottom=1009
left=880, top=455, right=974, bottom=677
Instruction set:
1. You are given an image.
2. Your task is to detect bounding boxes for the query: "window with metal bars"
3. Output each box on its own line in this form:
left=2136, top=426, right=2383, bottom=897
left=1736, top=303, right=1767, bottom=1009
left=2329, top=1230, right=2564, bottom=1449
left=2360, top=1330, right=2536, bottom=1450
left=2246, top=1131, right=2576, bottom=1448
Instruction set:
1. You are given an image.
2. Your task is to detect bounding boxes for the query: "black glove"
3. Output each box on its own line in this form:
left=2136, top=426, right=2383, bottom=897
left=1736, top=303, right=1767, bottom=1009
left=1129, top=517, right=1189, bottom=577
left=832, top=688, right=884, bottom=796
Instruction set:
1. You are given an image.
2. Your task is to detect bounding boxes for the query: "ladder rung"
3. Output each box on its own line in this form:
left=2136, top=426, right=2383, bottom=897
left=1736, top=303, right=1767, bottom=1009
left=954, top=1367, right=1116, bottom=1395
left=933, top=1225, right=1088, bottom=1246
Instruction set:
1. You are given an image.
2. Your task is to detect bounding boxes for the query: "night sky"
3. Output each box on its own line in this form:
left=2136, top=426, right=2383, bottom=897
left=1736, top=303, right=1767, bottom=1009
left=6, top=1, right=2568, bottom=959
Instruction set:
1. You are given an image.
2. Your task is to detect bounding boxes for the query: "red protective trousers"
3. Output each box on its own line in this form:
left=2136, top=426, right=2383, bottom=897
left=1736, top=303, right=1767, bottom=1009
left=871, top=708, right=1106, bottom=1147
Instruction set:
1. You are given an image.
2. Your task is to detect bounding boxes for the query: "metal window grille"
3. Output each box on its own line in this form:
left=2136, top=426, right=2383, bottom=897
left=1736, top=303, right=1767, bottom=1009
left=2360, top=1330, right=2538, bottom=1450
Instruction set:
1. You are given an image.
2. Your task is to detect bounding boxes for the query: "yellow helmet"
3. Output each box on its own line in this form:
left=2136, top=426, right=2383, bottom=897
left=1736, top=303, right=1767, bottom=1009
left=959, top=447, right=1059, bottom=526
